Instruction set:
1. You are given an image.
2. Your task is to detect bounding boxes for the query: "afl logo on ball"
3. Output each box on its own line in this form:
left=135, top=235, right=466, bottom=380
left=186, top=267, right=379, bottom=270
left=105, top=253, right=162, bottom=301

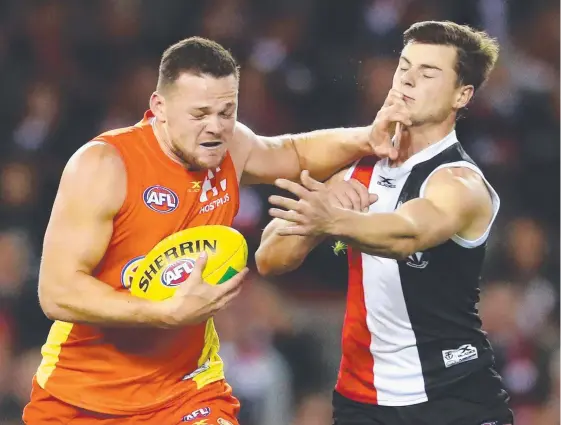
left=143, top=185, right=179, bottom=213
left=120, top=255, right=145, bottom=289
left=161, top=259, right=195, bottom=287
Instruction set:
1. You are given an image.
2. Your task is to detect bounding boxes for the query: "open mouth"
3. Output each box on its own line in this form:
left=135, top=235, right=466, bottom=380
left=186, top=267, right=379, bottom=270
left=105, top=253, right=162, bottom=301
left=200, top=141, right=223, bottom=148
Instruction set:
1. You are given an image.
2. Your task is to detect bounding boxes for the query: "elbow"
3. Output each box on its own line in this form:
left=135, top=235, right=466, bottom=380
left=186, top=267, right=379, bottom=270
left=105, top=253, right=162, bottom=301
left=255, top=248, right=299, bottom=277
left=38, top=279, right=67, bottom=321
left=388, top=238, right=418, bottom=261
left=254, top=247, right=270, bottom=276
left=390, top=216, right=422, bottom=260
left=39, top=291, right=60, bottom=321
left=39, top=295, right=61, bottom=321
left=255, top=261, right=276, bottom=278
left=254, top=250, right=279, bottom=277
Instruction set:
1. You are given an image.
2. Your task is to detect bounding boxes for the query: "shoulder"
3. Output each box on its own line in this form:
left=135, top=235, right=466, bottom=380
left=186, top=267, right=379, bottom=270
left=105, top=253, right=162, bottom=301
left=66, top=142, right=125, bottom=178
left=427, top=166, right=486, bottom=193
left=61, top=142, right=126, bottom=214
left=423, top=166, right=491, bottom=213
left=93, top=123, right=142, bottom=142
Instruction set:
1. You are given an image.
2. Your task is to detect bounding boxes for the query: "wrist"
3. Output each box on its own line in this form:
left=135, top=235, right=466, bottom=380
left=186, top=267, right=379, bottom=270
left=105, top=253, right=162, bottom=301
left=327, top=207, right=351, bottom=238
left=356, top=125, right=373, bottom=155
left=143, top=299, right=177, bottom=329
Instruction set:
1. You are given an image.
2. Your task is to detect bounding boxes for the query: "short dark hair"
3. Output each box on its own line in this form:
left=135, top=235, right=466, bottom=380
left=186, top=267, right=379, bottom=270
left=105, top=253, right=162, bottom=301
left=403, top=21, right=499, bottom=92
left=157, top=37, right=239, bottom=91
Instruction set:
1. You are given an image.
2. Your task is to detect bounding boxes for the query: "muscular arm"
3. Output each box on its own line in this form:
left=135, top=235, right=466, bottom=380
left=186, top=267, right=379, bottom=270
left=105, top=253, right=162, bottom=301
left=38, top=142, right=167, bottom=327
left=255, top=170, right=347, bottom=276
left=328, top=168, right=494, bottom=259
left=234, top=122, right=371, bottom=185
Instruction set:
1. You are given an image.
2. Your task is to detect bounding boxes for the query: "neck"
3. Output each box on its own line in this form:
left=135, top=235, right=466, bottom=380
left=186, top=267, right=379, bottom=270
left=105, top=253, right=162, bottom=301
left=152, top=120, right=187, bottom=168
left=391, top=114, right=456, bottom=166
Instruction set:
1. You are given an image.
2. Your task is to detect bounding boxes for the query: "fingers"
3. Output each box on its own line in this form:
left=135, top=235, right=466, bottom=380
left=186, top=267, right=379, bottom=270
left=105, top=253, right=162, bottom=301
left=373, top=144, right=399, bottom=160
left=268, top=195, right=301, bottom=212
left=215, top=267, right=249, bottom=295
left=345, top=187, right=363, bottom=211
left=381, top=105, right=413, bottom=127
left=347, top=179, right=371, bottom=211
left=277, top=225, right=312, bottom=237
left=384, top=89, right=408, bottom=107
left=174, top=252, right=208, bottom=296
left=368, top=193, right=379, bottom=205
left=269, top=207, right=307, bottom=224
left=189, top=251, right=208, bottom=281
left=211, top=268, right=249, bottom=311
left=378, top=90, right=412, bottom=130
left=274, top=178, right=311, bottom=200
left=212, top=285, right=243, bottom=312
left=329, top=192, right=354, bottom=210
left=332, top=188, right=361, bottom=211
left=326, top=179, right=372, bottom=212
left=370, top=100, right=411, bottom=160
left=300, top=170, right=324, bottom=191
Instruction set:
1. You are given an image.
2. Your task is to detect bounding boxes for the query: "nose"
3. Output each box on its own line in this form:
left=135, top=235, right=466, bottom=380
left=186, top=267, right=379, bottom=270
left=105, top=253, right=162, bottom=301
left=204, top=114, right=223, bottom=136
left=400, top=69, right=415, bottom=88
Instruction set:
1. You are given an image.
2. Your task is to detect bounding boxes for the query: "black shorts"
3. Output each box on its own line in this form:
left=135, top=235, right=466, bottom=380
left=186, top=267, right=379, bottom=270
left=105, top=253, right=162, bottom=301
left=332, top=391, right=514, bottom=425
left=332, top=367, right=514, bottom=425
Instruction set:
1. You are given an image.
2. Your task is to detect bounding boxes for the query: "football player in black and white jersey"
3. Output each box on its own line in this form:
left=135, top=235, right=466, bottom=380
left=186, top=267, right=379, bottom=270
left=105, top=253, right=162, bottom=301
left=256, top=21, right=513, bottom=425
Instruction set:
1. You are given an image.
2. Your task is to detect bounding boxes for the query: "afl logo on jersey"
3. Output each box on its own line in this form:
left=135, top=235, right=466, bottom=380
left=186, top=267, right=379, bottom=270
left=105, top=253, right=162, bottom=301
left=161, top=259, right=195, bottom=287
left=143, top=185, right=179, bottom=213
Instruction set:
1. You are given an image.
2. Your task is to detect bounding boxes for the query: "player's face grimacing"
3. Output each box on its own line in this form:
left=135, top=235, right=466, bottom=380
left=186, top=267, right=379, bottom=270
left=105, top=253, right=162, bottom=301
left=392, top=42, right=473, bottom=126
left=157, top=72, right=239, bottom=170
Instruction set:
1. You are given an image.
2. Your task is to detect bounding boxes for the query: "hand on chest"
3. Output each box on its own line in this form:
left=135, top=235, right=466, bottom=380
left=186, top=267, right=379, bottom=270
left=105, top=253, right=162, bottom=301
left=364, top=166, right=410, bottom=213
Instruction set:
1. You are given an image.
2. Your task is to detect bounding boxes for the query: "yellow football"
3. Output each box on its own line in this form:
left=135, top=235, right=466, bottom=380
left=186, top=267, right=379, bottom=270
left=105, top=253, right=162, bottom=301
left=130, top=225, right=248, bottom=301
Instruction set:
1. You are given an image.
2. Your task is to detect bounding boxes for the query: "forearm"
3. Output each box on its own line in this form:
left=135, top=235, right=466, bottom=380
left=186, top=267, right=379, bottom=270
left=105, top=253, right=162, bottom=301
left=256, top=219, right=325, bottom=276
left=39, top=271, right=169, bottom=328
left=289, top=127, right=371, bottom=181
left=330, top=209, right=419, bottom=259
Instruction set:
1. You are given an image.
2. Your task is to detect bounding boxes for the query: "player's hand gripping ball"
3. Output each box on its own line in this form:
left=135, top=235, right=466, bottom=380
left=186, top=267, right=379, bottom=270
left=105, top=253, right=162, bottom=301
left=130, top=225, right=248, bottom=301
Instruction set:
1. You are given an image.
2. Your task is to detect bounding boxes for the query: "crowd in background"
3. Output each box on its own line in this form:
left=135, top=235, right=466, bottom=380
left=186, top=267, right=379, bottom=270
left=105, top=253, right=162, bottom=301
left=0, top=1, right=558, bottom=424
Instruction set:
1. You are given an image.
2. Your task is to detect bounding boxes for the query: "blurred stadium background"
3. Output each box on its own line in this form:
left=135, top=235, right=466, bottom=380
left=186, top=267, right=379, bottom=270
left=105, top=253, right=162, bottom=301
left=0, top=1, right=559, bottom=424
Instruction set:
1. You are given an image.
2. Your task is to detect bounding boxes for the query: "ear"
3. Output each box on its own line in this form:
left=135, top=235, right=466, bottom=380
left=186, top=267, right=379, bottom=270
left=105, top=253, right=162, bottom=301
left=454, top=85, right=474, bottom=109
left=150, top=91, right=166, bottom=123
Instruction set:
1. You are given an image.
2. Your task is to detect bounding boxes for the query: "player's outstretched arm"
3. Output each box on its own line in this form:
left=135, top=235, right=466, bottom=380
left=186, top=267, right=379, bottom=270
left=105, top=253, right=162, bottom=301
left=235, top=88, right=413, bottom=186
left=269, top=167, right=493, bottom=259
left=256, top=169, right=377, bottom=276
left=39, top=143, right=248, bottom=328
left=234, top=122, right=372, bottom=185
